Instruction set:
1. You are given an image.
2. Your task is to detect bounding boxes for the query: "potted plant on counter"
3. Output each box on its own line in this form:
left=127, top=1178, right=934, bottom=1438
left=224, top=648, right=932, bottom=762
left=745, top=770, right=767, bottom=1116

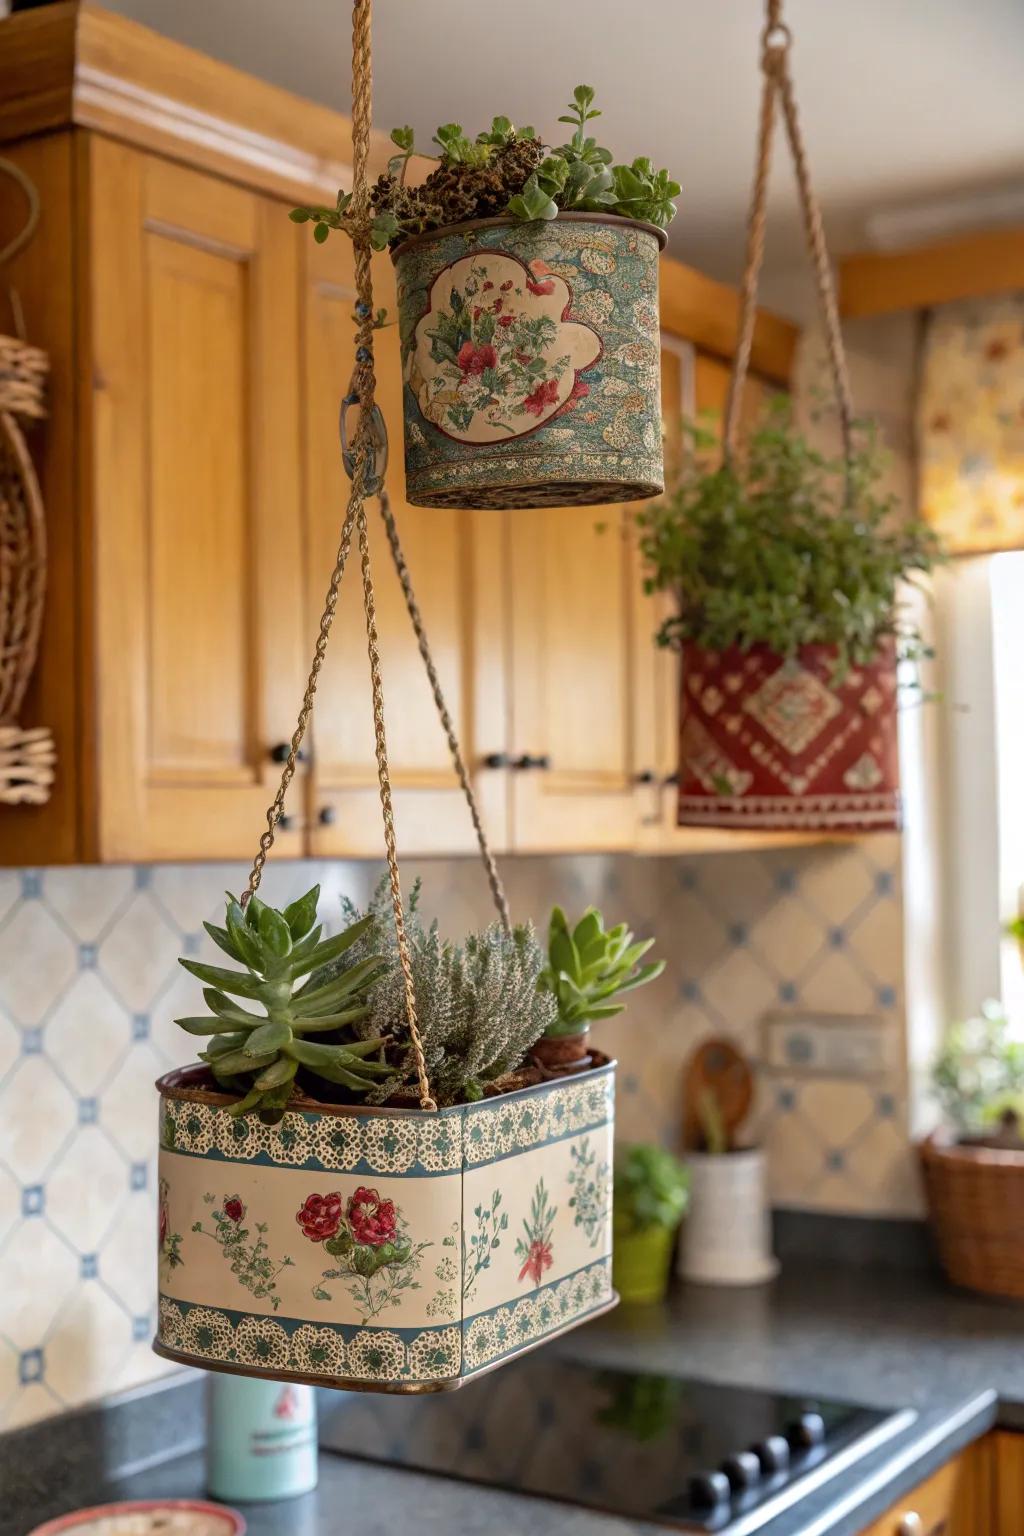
left=533, top=905, right=664, bottom=1070
left=156, top=881, right=616, bottom=1393
left=293, top=87, right=679, bottom=510
left=920, top=999, right=1024, bottom=1300
left=636, top=400, right=943, bottom=832
left=611, top=1144, right=688, bottom=1304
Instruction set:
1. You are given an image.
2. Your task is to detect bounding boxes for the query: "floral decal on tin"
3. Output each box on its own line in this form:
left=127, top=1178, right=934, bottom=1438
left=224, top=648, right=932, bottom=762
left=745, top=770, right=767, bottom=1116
left=192, top=1192, right=294, bottom=1311
left=567, top=1137, right=609, bottom=1248
left=463, top=1188, right=509, bottom=1301
left=407, top=252, right=601, bottom=442
left=158, top=1176, right=183, bottom=1276
left=516, top=1176, right=557, bottom=1288
left=298, top=1186, right=431, bottom=1323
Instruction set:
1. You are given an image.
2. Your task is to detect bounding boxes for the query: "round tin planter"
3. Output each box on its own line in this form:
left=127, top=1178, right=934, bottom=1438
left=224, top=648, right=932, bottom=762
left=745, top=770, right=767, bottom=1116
left=392, top=213, right=666, bottom=509
left=155, top=1060, right=616, bottom=1393
left=676, top=639, right=901, bottom=831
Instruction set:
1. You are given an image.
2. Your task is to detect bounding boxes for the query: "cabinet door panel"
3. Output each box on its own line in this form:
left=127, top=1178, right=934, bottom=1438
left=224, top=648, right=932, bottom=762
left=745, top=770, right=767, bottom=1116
left=509, top=504, right=637, bottom=852
left=302, top=235, right=508, bottom=856
left=88, top=141, right=306, bottom=860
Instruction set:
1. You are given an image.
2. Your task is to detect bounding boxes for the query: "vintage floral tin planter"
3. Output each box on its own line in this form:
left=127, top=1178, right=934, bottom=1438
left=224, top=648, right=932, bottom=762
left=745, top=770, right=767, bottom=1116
left=155, top=1058, right=616, bottom=1392
left=676, top=640, right=901, bottom=831
left=392, top=213, right=666, bottom=509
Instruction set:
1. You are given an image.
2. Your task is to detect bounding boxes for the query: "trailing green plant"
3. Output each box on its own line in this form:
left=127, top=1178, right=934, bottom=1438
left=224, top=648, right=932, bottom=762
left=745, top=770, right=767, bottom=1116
left=175, top=885, right=395, bottom=1118
left=933, top=999, right=1024, bottom=1140
left=613, top=1144, right=689, bottom=1235
left=539, top=906, right=664, bottom=1040
left=323, top=878, right=557, bottom=1106
left=636, top=397, right=943, bottom=679
left=290, top=86, right=679, bottom=251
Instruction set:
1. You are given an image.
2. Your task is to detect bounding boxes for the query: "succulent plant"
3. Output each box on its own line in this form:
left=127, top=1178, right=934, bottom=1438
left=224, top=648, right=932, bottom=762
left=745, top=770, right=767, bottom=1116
left=175, top=885, right=394, bottom=1118
left=539, top=906, right=664, bottom=1040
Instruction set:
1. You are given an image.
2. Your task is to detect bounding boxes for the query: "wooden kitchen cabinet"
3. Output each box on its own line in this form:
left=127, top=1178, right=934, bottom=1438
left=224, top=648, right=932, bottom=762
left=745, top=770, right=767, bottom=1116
left=0, top=1, right=801, bottom=865
left=858, top=1438, right=994, bottom=1536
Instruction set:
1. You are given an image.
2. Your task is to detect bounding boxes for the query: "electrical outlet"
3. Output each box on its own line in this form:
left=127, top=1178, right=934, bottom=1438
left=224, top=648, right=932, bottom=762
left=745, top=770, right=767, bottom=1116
left=762, top=1012, right=895, bottom=1079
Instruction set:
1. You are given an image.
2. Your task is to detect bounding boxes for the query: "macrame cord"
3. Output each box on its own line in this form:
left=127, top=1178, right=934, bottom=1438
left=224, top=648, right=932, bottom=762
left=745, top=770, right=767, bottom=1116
left=238, top=0, right=512, bottom=1112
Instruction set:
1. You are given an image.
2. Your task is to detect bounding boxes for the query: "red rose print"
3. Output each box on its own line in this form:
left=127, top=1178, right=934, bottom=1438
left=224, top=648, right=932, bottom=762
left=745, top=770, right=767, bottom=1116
left=482, top=281, right=494, bottom=291
left=296, top=1191, right=343, bottom=1242
left=517, top=1239, right=554, bottom=1286
left=498, top=314, right=514, bottom=328
left=473, top=305, right=482, bottom=321
left=457, top=341, right=497, bottom=377
left=526, top=278, right=556, bottom=296
left=555, top=377, right=591, bottom=417
left=523, top=378, right=561, bottom=416
left=223, top=1196, right=245, bottom=1224
left=347, top=1186, right=398, bottom=1247
left=159, top=1203, right=168, bottom=1248
left=500, top=279, right=514, bottom=291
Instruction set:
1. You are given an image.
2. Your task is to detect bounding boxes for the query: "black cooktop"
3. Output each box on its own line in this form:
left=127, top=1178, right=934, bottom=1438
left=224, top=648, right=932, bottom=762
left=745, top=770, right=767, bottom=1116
left=320, top=1355, right=915, bottom=1534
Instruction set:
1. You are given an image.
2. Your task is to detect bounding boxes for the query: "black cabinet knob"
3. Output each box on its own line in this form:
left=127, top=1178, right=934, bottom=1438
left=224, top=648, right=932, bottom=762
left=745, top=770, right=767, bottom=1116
left=269, top=742, right=306, bottom=765
left=752, top=1435, right=790, bottom=1474
left=482, top=752, right=510, bottom=769
left=513, top=753, right=552, bottom=771
left=721, top=1451, right=762, bottom=1491
left=634, top=769, right=656, bottom=785
left=688, top=1469, right=731, bottom=1509
left=787, top=1411, right=826, bottom=1450
left=318, top=806, right=337, bottom=827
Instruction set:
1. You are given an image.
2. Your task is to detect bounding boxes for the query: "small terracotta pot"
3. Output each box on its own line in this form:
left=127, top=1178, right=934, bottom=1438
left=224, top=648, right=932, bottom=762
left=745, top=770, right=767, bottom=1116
left=676, top=639, right=901, bottom=832
left=531, top=1031, right=591, bottom=1070
left=392, top=213, right=666, bottom=509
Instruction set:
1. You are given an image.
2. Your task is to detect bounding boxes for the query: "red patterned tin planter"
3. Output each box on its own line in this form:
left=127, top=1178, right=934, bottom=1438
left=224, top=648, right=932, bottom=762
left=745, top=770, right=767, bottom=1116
left=675, top=640, right=901, bottom=832
left=392, top=213, right=666, bottom=509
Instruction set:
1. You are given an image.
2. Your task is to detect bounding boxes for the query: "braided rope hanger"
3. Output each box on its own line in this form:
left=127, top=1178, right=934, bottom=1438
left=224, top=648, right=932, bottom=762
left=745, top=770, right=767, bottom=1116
left=723, top=0, right=855, bottom=469
left=238, top=0, right=512, bottom=1112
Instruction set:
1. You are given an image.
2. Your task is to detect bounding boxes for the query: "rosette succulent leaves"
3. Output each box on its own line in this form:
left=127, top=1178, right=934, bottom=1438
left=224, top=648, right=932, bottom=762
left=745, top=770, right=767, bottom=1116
left=539, top=906, right=665, bottom=1040
left=175, top=885, right=394, bottom=1117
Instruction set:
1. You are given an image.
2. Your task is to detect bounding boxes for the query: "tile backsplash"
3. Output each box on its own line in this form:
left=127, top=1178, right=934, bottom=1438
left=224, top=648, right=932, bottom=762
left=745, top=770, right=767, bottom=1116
left=0, top=839, right=910, bottom=1427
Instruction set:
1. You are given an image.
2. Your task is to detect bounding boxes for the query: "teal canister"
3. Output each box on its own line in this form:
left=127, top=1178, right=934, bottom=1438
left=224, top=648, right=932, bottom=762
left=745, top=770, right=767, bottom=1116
left=207, top=1374, right=318, bottom=1503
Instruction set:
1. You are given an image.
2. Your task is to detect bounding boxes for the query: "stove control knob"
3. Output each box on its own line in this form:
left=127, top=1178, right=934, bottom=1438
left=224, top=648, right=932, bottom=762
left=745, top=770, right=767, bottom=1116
left=787, top=1411, right=827, bottom=1450
left=721, top=1450, right=762, bottom=1491
left=688, top=1469, right=732, bottom=1509
left=752, top=1434, right=791, bottom=1473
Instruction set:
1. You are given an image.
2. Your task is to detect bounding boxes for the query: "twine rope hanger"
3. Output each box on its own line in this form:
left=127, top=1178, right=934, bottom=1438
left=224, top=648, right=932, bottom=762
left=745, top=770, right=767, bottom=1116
left=722, top=0, right=855, bottom=471
left=238, top=0, right=512, bottom=1112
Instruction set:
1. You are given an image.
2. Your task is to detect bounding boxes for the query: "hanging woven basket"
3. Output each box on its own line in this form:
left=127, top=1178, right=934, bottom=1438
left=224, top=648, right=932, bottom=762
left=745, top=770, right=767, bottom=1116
left=0, top=329, right=55, bottom=807
left=676, top=639, right=901, bottom=831
left=393, top=213, right=666, bottom=509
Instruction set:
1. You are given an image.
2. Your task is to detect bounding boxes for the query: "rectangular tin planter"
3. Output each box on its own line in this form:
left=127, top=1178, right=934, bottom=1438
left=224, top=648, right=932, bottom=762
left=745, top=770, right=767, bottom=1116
left=155, top=1057, right=616, bottom=1393
left=392, top=213, right=666, bottom=510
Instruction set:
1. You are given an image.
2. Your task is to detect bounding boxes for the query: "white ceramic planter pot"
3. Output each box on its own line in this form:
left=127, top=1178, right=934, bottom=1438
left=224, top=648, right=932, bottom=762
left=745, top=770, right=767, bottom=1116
left=155, top=1059, right=616, bottom=1392
left=677, top=1147, right=778, bottom=1287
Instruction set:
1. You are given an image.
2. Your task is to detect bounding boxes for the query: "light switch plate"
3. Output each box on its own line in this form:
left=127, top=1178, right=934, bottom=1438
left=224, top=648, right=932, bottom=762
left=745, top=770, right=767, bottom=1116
left=762, top=1012, right=895, bottom=1079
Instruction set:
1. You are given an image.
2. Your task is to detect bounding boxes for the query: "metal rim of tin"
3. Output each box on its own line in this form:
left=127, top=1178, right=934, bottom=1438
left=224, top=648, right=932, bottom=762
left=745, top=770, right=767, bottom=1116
left=390, top=210, right=669, bottom=262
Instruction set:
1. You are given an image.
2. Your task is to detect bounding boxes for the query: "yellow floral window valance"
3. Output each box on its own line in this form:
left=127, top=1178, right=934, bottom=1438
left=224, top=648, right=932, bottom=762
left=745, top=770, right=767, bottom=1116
left=918, top=295, right=1024, bottom=555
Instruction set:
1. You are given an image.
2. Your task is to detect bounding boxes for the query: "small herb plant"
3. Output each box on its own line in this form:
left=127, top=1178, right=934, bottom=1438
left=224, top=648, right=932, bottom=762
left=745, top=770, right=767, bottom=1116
left=636, top=398, right=943, bottom=678
left=291, top=86, right=680, bottom=251
left=539, top=906, right=664, bottom=1040
left=613, top=1144, right=689, bottom=1235
left=175, top=885, right=395, bottom=1117
left=933, top=999, right=1024, bottom=1141
left=328, top=878, right=557, bottom=1106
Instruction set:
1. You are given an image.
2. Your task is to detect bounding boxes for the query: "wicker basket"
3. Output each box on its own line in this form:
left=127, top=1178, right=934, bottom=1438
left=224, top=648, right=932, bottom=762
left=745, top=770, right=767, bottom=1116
left=919, top=1131, right=1024, bottom=1301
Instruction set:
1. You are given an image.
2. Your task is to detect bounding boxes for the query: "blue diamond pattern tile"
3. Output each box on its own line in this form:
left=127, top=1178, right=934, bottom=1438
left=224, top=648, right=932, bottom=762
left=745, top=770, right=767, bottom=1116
left=132, top=1013, right=151, bottom=1041
left=20, top=873, right=41, bottom=901
left=22, top=1185, right=45, bottom=1217
left=877, top=985, right=897, bottom=1009
left=729, top=922, right=748, bottom=947
left=875, top=871, right=894, bottom=897
left=778, top=982, right=798, bottom=1004
left=182, top=933, right=201, bottom=956
left=134, top=868, right=152, bottom=891
left=78, top=1098, right=98, bottom=1125
left=826, top=1150, right=846, bottom=1172
left=775, top=868, right=797, bottom=893
left=680, top=979, right=701, bottom=1002
left=78, top=943, right=98, bottom=969
left=828, top=927, right=846, bottom=949
left=129, top=1162, right=148, bottom=1192
left=876, top=1093, right=896, bottom=1118
left=676, top=864, right=699, bottom=892
left=21, top=1027, right=42, bottom=1055
left=19, top=1349, right=44, bottom=1385
left=132, top=1315, right=151, bottom=1342
left=776, top=1088, right=797, bottom=1112
left=80, top=1254, right=99, bottom=1280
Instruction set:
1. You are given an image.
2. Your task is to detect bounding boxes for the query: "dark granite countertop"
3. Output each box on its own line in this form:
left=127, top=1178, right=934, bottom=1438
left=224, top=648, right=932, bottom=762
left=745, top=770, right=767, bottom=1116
left=9, top=1263, right=1024, bottom=1536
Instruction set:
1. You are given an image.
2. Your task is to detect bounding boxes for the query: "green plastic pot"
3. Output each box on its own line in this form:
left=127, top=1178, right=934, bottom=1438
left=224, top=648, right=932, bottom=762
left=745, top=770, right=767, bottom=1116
left=612, top=1221, right=675, bottom=1304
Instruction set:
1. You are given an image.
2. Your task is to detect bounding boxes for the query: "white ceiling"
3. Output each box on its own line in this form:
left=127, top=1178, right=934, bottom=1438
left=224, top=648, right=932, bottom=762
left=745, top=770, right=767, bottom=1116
left=99, top=0, right=1024, bottom=311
